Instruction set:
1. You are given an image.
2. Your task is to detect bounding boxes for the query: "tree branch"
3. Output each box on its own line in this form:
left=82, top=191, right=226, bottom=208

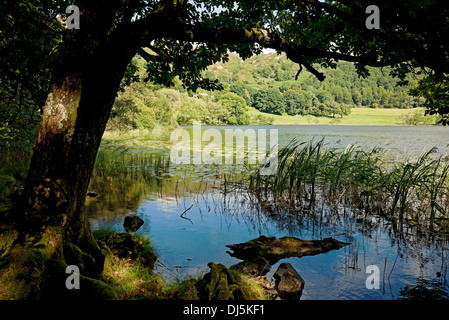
left=125, top=13, right=388, bottom=81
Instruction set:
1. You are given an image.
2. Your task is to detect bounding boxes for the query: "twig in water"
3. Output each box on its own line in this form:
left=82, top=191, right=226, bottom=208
left=180, top=204, right=194, bottom=224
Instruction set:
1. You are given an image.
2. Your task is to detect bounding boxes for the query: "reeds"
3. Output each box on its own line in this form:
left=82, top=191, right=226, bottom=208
left=95, top=147, right=172, bottom=179
left=245, top=139, right=449, bottom=232
left=91, top=139, right=449, bottom=233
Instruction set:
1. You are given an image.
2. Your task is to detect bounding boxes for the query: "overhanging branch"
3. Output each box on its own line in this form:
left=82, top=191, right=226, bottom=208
left=124, top=14, right=388, bottom=82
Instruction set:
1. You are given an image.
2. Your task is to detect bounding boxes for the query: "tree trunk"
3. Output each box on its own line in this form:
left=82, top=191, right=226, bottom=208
left=18, top=53, right=128, bottom=265
left=1, top=2, right=135, bottom=299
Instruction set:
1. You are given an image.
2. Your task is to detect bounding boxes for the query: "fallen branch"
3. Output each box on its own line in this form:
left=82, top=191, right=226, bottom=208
left=180, top=204, right=194, bottom=224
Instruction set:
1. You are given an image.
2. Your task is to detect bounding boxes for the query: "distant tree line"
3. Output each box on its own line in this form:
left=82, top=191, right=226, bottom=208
left=203, top=54, right=425, bottom=118
left=110, top=54, right=428, bottom=130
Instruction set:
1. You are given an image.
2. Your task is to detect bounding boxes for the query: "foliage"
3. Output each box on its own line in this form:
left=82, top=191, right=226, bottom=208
left=0, top=0, right=63, bottom=151
left=251, top=87, right=285, bottom=115
left=409, top=73, right=449, bottom=125
left=400, top=109, right=439, bottom=126
left=205, top=53, right=427, bottom=118
left=108, top=81, right=177, bottom=131
left=109, top=59, right=253, bottom=129
left=215, top=92, right=250, bottom=125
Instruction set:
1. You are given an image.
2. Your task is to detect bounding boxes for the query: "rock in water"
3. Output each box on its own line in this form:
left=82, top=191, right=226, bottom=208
left=227, top=235, right=349, bottom=263
left=123, top=215, right=144, bottom=232
left=87, top=192, right=99, bottom=198
left=227, top=235, right=350, bottom=275
left=196, top=263, right=250, bottom=300
left=273, top=263, right=305, bottom=300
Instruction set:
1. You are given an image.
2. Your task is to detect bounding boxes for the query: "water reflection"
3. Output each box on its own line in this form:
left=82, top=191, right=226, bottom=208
left=87, top=125, right=449, bottom=300
left=86, top=164, right=448, bottom=299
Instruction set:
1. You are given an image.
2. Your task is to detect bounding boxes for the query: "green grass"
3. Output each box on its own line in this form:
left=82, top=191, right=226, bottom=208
left=248, top=107, right=433, bottom=126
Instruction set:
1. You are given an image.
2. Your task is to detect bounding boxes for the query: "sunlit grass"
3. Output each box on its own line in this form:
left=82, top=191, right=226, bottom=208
left=248, top=107, right=433, bottom=126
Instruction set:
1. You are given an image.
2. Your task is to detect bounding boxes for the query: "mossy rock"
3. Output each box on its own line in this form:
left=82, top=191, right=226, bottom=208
left=95, top=231, right=157, bottom=270
left=0, top=227, right=117, bottom=300
left=63, top=242, right=96, bottom=275
left=62, top=275, right=118, bottom=300
left=196, top=262, right=255, bottom=300
left=226, top=235, right=350, bottom=275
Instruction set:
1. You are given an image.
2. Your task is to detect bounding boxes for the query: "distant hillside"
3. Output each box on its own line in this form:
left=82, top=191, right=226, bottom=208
left=202, top=52, right=425, bottom=117
left=109, top=53, right=435, bottom=132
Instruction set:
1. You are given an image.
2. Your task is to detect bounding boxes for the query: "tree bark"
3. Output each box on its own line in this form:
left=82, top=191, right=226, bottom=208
left=2, top=2, right=136, bottom=298
left=25, top=45, right=132, bottom=241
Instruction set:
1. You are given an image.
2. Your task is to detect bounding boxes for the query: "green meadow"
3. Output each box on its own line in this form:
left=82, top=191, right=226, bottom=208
left=248, top=107, right=436, bottom=126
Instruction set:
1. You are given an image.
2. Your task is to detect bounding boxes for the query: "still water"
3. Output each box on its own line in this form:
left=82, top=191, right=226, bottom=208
left=88, top=125, right=449, bottom=300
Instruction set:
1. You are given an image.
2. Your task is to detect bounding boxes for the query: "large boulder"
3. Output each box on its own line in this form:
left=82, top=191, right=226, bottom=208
left=273, top=263, right=305, bottom=300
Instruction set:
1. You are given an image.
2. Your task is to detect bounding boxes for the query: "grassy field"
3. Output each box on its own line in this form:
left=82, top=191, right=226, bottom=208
left=249, top=107, right=434, bottom=126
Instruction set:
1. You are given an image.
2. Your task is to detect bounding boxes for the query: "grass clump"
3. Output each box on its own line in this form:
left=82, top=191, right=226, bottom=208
left=94, top=230, right=200, bottom=300
left=94, top=230, right=162, bottom=299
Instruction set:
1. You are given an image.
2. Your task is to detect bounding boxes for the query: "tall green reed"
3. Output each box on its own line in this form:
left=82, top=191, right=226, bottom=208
left=246, top=138, right=449, bottom=232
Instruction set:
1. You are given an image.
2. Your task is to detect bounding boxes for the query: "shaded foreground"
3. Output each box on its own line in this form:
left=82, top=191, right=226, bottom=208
left=0, top=217, right=348, bottom=300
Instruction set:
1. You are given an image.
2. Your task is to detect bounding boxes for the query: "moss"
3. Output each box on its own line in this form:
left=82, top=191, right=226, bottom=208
left=0, top=234, right=59, bottom=299
left=2, top=227, right=271, bottom=300
left=74, top=275, right=118, bottom=300
left=63, top=242, right=96, bottom=276
left=0, top=225, right=18, bottom=258
left=95, top=232, right=157, bottom=270
left=0, top=175, right=15, bottom=199
left=196, top=262, right=269, bottom=300
left=0, top=226, right=118, bottom=300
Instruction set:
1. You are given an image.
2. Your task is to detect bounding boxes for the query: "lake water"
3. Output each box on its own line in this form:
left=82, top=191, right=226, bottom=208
left=88, top=125, right=449, bottom=300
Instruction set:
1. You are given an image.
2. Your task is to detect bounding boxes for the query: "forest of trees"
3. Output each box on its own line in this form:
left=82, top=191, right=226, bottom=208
left=0, top=50, right=430, bottom=155
left=204, top=52, right=425, bottom=116
left=108, top=52, right=426, bottom=131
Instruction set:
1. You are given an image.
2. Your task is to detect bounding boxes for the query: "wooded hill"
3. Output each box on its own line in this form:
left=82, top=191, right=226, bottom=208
left=202, top=52, right=425, bottom=117
left=108, top=52, right=427, bottom=131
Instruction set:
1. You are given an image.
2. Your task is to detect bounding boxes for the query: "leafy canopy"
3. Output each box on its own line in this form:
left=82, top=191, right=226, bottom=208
left=1, top=0, right=449, bottom=126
